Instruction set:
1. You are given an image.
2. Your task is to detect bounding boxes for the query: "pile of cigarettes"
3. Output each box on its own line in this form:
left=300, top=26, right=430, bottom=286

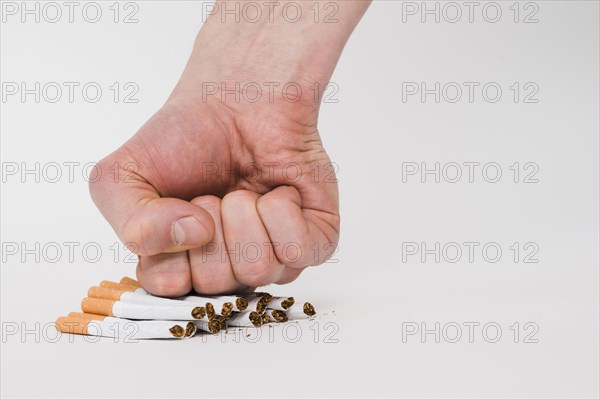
left=55, top=277, right=316, bottom=340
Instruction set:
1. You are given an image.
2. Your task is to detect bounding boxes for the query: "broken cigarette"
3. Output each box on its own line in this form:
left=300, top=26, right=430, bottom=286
left=101, top=281, right=237, bottom=318
left=265, top=309, right=288, bottom=323
left=179, top=295, right=235, bottom=318
left=282, top=302, right=317, bottom=319
left=118, top=277, right=248, bottom=314
left=242, top=292, right=273, bottom=313
left=67, top=312, right=213, bottom=336
left=202, top=295, right=248, bottom=312
left=261, top=312, right=270, bottom=325
left=195, top=318, right=224, bottom=334
left=56, top=313, right=196, bottom=339
left=245, top=293, right=295, bottom=313
left=88, top=286, right=207, bottom=320
left=267, top=296, right=295, bottom=311
left=81, top=297, right=205, bottom=321
left=59, top=276, right=317, bottom=338
left=225, top=311, right=264, bottom=328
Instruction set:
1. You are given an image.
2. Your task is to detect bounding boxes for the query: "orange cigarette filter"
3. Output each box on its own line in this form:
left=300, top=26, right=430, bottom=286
left=88, top=286, right=125, bottom=300
left=120, top=276, right=141, bottom=288
left=55, top=316, right=92, bottom=335
left=81, top=297, right=116, bottom=316
left=100, top=280, right=137, bottom=292
left=68, top=312, right=107, bottom=321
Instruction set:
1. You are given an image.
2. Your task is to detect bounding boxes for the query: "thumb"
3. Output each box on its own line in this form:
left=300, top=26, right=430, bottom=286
left=89, top=158, right=215, bottom=256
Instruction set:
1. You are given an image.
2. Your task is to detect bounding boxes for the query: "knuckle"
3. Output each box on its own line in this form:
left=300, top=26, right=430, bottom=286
left=222, top=189, right=258, bottom=207
left=141, top=272, right=191, bottom=298
left=234, top=261, right=279, bottom=287
left=256, top=191, right=281, bottom=211
left=278, top=243, right=309, bottom=267
left=137, top=255, right=192, bottom=297
left=191, top=195, right=221, bottom=210
left=191, top=267, right=231, bottom=295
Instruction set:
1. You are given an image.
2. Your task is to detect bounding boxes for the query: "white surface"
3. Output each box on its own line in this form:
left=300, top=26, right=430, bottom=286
left=1, top=1, right=598, bottom=398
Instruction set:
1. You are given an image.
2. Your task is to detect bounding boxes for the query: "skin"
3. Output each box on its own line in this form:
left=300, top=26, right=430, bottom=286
left=89, top=0, right=371, bottom=296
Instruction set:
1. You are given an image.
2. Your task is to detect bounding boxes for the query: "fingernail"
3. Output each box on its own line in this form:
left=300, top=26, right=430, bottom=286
left=173, top=216, right=209, bottom=246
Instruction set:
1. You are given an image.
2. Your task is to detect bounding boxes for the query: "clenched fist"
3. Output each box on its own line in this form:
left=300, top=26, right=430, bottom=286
left=89, top=0, right=370, bottom=296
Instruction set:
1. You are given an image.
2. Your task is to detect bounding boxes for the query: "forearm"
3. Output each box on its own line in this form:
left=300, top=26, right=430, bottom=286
left=174, top=0, right=371, bottom=100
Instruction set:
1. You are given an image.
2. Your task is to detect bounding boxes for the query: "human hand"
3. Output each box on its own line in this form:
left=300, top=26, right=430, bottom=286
left=89, top=1, right=370, bottom=296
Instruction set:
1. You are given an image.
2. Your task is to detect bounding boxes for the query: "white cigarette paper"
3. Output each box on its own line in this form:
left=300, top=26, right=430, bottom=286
left=88, top=318, right=193, bottom=339
left=225, top=311, right=263, bottom=328
left=266, top=296, right=295, bottom=311
left=113, top=302, right=200, bottom=321
left=265, top=309, right=288, bottom=323
left=282, top=302, right=317, bottom=320
left=203, top=295, right=249, bottom=312
left=87, top=287, right=207, bottom=320
left=94, top=318, right=195, bottom=339
left=194, top=319, right=225, bottom=334
left=179, top=295, right=235, bottom=317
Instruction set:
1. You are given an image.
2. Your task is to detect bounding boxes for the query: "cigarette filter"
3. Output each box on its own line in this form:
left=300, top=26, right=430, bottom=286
left=119, top=276, right=141, bottom=288
left=100, top=280, right=148, bottom=295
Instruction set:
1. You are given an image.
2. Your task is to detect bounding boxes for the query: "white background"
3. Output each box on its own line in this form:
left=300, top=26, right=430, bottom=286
left=1, top=1, right=599, bottom=398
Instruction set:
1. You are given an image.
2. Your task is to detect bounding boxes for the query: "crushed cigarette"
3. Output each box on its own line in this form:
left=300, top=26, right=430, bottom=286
left=81, top=297, right=205, bottom=321
left=266, top=309, right=288, bottom=323
left=226, top=311, right=264, bottom=328
left=268, top=297, right=295, bottom=311
left=56, top=313, right=195, bottom=339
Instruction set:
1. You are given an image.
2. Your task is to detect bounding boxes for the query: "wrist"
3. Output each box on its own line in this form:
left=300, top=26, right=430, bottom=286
left=171, top=1, right=371, bottom=108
